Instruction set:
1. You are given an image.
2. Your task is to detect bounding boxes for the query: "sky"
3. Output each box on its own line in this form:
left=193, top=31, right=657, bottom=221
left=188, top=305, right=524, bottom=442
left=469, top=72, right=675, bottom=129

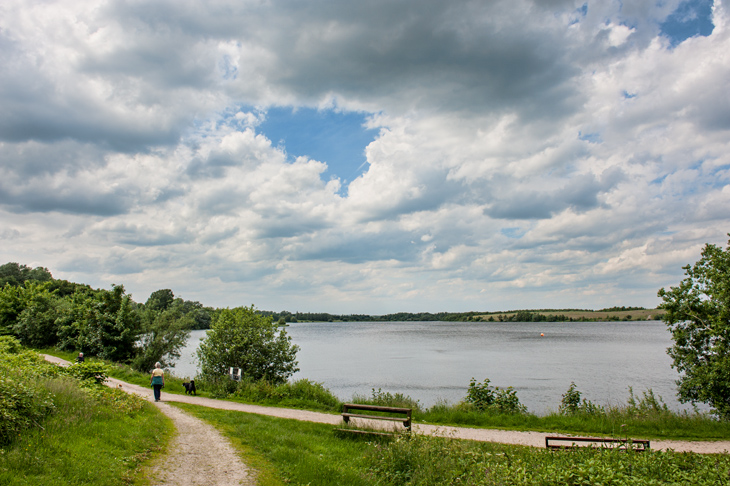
left=1, top=0, right=728, bottom=314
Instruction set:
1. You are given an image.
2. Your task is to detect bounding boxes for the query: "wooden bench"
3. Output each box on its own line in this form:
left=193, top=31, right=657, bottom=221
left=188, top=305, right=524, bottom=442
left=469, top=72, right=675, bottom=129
left=341, top=403, right=412, bottom=432
left=545, top=436, right=650, bottom=452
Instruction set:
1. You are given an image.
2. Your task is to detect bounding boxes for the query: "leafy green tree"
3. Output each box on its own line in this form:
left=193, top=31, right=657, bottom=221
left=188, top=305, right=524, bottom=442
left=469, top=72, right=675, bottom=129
left=133, top=306, right=192, bottom=372
left=56, top=285, right=140, bottom=362
left=12, top=283, right=61, bottom=348
left=197, top=306, right=299, bottom=384
left=145, top=289, right=175, bottom=312
left=0, top=262, right=52, bottom=287
left=658, top=237, right=730, bottom=419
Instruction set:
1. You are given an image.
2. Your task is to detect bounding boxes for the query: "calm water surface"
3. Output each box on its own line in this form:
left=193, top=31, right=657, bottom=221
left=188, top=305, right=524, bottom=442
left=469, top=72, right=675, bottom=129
left=174, top=320, right=683, bottom=414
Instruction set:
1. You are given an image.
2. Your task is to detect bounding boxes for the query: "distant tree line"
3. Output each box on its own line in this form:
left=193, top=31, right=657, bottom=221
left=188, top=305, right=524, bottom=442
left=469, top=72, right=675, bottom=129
left=261, top=308, right=649, bottom=323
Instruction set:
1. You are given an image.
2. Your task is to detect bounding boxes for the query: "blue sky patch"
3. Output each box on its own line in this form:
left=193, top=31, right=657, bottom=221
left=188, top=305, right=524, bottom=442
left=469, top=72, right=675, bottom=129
left=579, top=131, right=602, bottom=144
left=660, top=0, right=714, bottom=47
left=257, top=107, right=379, bottom=183
left=501, top=227, right=526, bottom=239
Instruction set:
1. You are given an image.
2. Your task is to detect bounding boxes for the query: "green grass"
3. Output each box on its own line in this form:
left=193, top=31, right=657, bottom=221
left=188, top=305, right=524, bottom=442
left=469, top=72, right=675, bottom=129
left=0, top=376, right=174, bottom=486
left=176, top=403, right=730, bottom=486
left=173, top=402, right=375, bottom=486
left=418, top=402, right=730, bottom=440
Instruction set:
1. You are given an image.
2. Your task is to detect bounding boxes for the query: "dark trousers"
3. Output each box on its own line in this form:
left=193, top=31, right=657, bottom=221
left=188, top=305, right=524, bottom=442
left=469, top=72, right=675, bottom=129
left=153, top=384, right=163, bottom=401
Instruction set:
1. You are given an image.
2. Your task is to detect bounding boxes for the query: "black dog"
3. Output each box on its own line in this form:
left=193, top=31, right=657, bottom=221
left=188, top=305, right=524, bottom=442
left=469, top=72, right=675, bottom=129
left=182, top=380, right=196, bottom=395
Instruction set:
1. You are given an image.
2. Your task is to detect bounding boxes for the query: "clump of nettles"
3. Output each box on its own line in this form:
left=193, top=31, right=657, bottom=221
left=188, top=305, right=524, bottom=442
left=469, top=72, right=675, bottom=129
left=464, top=377, right=527, bottom=414
left=0, top=337, right=57, bottom=445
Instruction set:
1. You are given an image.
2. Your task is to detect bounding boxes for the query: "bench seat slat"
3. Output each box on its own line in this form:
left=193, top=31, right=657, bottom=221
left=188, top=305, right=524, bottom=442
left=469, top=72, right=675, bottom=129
left=342, top=413, right=410, bottom=422
left=545, top=436, right=649, bottom=451
left=343, top=403, right=412, bottom=414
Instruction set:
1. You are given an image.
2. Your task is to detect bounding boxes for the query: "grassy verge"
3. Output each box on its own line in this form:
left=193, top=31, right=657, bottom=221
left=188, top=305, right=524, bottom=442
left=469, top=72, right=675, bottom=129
left=418, top=403, right=730, bottom=440
left=176, top=402, right=730, bottom=486
left=1, top=347, right=174, bottom=485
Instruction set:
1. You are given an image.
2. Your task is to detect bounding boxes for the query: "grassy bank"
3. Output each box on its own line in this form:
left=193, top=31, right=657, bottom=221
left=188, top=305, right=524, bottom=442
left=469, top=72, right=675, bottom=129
left=1, top=342, right=174, bottom=486
left=177, top=402, right=730, bottom=486
left=39, top=348, right=730, bottom=440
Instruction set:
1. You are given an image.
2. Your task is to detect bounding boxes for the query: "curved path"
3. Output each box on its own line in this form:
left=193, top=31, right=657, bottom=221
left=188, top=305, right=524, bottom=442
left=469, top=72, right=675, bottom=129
left=44, top=356, right=730, bottom=455
left=44, top=355, right=254, bottom=485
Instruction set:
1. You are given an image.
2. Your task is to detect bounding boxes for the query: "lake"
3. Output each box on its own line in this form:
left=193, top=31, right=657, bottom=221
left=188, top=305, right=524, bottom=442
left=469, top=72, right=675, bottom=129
left=173, top=320, right=685, bottom=414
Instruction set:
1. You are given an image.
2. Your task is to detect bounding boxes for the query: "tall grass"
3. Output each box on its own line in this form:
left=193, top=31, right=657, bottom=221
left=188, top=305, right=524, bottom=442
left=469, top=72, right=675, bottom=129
left=1, top=342, right=174, bottom=486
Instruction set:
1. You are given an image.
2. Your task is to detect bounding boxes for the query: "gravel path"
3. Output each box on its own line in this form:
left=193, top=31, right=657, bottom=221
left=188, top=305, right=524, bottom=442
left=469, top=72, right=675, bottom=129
left=144, top=401, right=255, bottom=486
left=43, top=355, right=730, bottom=460
left=44, top=355, right=254, bottom=485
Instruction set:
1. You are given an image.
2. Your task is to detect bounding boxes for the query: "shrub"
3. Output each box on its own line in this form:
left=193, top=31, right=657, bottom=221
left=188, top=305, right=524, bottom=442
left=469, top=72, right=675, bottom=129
left=63, top=361, right=111, bottom=384
left=0, top=335, right=22, bottom=354
left=559, top=382, right=605, bottom=416
left=464, top=377, right=527, bottom=415
left=0, top=374, right=55, bottom=445
left=353, top=388, right=422, bottom=412
left=229, top=377, right=341, bottom=411
left=624, top=387, right=670, bottom=418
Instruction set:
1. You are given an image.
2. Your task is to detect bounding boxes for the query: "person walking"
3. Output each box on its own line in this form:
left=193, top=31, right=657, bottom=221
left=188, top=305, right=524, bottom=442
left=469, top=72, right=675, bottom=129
left=150, top=362, right=165, bottom=402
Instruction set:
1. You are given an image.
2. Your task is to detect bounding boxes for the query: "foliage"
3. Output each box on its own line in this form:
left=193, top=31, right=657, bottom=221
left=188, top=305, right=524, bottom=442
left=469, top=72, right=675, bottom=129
left=230, top=377, right=342, bottom=411
left=0, top=339, right=57, bottom=445
left=132, top=305, right=191, bottom=372
left=465, top=377, right=528, bottom=414
left=624, top=387, right=670, bottom=419
left=0, top=374, right=56, bottom=446
left=352, top=388, right=423, bottom=412
left=145, top=288, right=175, bottom=312
left=197, top=306, right=299, bottom=385
left=0, top=375, right=170, bottom=486
left=658, top=236, right=730, bottom=418
left=54, top=284, right=141, bottom=362
left=11, top=283, right=61, bottom=348
left=559, top=382, right=605, bottom=416
left=64, top=361, right=111, bottom=384
left=367, top=432, right=730, bottom=486
left=180, top=403, right=730, bottom=486
left=0, top=262, right=52, bottom=288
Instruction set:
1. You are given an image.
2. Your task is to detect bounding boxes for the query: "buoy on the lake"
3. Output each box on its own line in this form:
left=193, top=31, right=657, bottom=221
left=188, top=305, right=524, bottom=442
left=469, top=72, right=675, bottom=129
left=540, top=333, right=544, bottom=337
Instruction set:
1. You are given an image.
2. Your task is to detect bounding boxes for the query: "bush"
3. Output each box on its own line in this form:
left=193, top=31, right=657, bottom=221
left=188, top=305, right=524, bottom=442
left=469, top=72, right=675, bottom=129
left=624, top=387, right=671, bottom=419
left=559, top=382, right=605, bottom=416
left=464, top=377, right=527, bottom=415
left=229, top=377, right=341, bottom=411
left=353, top=388, right=422, bottom=412
left=0, top=375, right=56, bottom=445
left=64, top=361, right=111, bottom=384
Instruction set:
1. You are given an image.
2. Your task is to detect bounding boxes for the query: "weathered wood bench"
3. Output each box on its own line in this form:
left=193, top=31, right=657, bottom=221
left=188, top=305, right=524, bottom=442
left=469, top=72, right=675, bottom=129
left=545, top=436, right=650, bottom=452
left=341, top=403, right=412, bottom=433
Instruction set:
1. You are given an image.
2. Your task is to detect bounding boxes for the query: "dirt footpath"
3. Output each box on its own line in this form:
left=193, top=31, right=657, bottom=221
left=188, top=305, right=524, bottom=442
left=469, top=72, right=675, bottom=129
left=144, top=401, right=255, bottom=486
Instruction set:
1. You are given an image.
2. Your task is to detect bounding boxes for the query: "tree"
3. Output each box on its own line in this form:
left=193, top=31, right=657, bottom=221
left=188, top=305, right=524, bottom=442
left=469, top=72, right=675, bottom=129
left=197, top=306, right=299, bottom=384
left=0, top=263, right=52, bottom=287
left=56, top=285, right=141, bottom=362
left=132, top=306, right=192, bottom=372
left=145, top=289, right=175, bottom=312
left=658, top=236, right=730, bottom=419
left=12, top=283, right=61, bottom=348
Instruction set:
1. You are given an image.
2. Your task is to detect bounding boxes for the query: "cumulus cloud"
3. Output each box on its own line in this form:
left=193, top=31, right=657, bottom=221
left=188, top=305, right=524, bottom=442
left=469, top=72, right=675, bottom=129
left=0, top=0, right=728, bottom=313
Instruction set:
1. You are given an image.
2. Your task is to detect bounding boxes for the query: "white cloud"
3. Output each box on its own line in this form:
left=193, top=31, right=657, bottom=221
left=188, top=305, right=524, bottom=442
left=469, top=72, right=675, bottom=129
left=0, top=0, right=728, bottom=312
